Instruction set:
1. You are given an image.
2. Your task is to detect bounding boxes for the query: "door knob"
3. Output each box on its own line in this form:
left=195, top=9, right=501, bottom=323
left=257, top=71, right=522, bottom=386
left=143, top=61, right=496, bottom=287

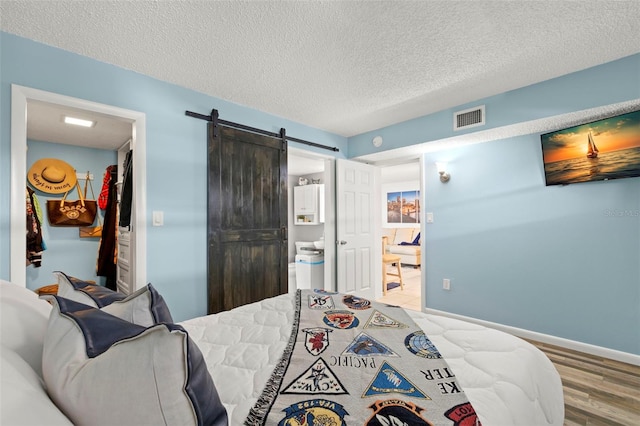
left=338, top=240, right=347, bottom=245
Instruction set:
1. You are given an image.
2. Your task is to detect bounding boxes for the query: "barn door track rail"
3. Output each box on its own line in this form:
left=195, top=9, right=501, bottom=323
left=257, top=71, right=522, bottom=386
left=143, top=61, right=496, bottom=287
left=185, top=109, right=339, bottom=152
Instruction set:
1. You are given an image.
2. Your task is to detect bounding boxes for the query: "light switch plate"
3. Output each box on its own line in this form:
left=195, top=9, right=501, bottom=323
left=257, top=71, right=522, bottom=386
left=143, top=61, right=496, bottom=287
left=152, top=211, right=164, bottom=226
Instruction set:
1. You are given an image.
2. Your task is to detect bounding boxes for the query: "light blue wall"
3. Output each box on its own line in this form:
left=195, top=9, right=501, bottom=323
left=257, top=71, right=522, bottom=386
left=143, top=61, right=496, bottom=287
left=1, top=32, right=347, bottom=321
left=423, top=137, right=639, bottom=354
left=354, top=53, right=639, bottom=354
left=26, top=140, right=117, bottom=289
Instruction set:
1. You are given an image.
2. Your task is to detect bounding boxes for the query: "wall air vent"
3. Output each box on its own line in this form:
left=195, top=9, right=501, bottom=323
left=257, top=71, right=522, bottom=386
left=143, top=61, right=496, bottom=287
left=454, top=105, right=485, bottom=131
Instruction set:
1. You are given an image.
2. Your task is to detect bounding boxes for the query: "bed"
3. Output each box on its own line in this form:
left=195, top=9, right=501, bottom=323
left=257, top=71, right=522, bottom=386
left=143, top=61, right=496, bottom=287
left=1, top=276, right=564, bottom=425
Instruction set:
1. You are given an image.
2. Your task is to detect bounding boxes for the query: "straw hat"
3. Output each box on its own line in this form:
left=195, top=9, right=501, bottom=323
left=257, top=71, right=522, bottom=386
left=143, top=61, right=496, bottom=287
left=28, top=158, right=77, bottom=194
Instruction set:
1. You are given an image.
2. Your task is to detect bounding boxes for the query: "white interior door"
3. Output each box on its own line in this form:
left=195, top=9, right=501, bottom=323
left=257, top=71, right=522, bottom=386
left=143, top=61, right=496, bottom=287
left=336, top=159, right=380, bottom=300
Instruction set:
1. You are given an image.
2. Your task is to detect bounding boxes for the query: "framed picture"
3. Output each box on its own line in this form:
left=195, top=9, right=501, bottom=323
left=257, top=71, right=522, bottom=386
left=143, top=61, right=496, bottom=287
left=386, top=189, right=420, bottom=224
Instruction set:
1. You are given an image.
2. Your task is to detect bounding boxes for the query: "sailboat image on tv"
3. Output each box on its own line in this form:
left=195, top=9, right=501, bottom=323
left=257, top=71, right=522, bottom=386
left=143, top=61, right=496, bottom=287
left=541, top=109, right=640, bottom=185
left=586, top=132, right=599, bottom=158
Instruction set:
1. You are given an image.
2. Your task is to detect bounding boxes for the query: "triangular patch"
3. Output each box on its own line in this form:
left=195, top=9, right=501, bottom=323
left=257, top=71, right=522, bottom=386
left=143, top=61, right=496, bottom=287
left=281, top=357, right=348, bottom=395
left=362, top=361, right=431, bottom=399
left=342, top=332, right=399, bottom=357
left=364, top=309, right=408, bottom=329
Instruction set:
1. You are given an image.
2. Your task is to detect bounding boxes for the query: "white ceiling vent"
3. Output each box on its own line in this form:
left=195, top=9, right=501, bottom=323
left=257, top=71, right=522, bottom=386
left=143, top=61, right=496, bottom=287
left=454, top=105, right=485, bottom=131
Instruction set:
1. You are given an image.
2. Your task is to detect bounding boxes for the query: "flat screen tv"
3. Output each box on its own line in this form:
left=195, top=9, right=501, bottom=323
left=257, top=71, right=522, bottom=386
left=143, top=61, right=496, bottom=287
left=540, top=109, right=640, bottom=185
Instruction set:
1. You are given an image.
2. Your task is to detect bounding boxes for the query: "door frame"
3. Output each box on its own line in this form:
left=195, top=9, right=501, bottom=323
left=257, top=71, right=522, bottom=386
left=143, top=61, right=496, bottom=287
left=10, top=84, right=147, bottom=288
left=287, top=149, right=420, bottom=302
left=287, top=147, right=337, bottom=292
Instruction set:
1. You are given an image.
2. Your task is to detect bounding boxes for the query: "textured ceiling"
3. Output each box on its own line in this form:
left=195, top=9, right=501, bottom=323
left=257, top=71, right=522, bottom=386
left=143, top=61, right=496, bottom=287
left=2, top=0, right=640, bottom=140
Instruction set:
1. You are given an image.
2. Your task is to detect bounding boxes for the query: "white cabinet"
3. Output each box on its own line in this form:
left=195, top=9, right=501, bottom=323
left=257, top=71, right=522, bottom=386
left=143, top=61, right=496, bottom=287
left=116, top=228, right=132, bottom=295
left=294, top=184, right=324, bottom=225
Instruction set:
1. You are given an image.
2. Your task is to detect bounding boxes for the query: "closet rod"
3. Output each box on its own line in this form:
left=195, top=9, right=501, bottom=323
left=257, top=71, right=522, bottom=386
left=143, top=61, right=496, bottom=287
left=185, top=109, right=339, bottom=152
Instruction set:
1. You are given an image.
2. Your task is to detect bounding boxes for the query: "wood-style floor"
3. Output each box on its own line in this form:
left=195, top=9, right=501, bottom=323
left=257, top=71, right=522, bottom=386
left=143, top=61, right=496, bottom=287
left=378, top=266, right=640, bottom=425
left=526, top=339, right=640, bottom=426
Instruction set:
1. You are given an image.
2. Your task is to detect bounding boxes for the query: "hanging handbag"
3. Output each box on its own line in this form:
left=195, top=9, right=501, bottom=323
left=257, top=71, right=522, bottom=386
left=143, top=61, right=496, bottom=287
left=79, top=219, right=102, bottom=237
left=47, top=175, right=98, bottom=227
left=79, top=172, right=103, bottom=237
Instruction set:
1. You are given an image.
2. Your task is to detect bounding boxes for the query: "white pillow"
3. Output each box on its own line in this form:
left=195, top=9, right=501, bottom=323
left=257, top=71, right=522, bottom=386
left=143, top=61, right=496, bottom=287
left=54, top=271, right=126, bottom=307
left=43, top=296, right=227, bottom=426
left=0, top=280, right=52, bottom=377
left=102, top=283, right=173, bottom=327
left=0, top=346, right=73, bottom=425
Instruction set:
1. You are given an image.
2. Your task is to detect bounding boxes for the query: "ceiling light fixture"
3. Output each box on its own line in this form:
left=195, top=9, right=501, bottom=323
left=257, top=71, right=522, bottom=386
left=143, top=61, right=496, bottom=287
left=64, top=116, right=95, bottom=128
left=372, top=136, right=383, bottom=147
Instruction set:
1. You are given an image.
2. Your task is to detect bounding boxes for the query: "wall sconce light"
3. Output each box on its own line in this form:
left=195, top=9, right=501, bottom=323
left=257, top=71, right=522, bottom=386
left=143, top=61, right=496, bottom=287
left=436, top=162, right=450, bottom=183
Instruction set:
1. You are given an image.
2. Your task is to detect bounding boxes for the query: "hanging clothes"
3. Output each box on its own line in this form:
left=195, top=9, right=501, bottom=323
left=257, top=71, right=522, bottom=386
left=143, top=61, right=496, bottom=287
left=98, top=165, right=114, bottom=210
left=31, top=187, right=47, bottom=251
left=26, top=187, right=44, bottom=267
left=97, top=165, right=118, bottom=290
left=119, top=150, right=133, bottom=228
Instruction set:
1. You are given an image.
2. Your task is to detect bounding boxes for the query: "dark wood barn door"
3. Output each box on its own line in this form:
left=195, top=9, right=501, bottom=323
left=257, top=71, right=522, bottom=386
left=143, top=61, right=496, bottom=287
left=207, top=124, right=288, bottom=314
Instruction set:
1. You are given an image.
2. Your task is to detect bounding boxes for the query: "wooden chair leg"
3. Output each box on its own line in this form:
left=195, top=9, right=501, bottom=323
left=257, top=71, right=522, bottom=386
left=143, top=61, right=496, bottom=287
left=396, top=262, right=404, bottom=291
left=382, top=262, right=388, bottom=295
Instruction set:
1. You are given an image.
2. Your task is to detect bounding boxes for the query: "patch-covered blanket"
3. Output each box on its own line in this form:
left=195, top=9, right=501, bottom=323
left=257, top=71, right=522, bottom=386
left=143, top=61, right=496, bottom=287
left=246, top=289, right=481, bottom=426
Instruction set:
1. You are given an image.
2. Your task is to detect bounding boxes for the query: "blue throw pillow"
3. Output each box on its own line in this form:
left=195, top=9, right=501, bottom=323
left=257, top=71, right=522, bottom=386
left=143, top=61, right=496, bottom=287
left=399, top=232, right=421, bottom=246
left=412, top=232, right=421, bottom=245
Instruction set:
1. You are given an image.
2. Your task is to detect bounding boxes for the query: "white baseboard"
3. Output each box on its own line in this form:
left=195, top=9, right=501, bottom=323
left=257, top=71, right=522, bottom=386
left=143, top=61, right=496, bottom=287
left=423, top=308, right=640, bottom=367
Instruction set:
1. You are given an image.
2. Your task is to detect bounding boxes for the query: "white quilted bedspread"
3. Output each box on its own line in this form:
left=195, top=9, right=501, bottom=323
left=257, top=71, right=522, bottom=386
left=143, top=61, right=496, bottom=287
left=180, top=294, right=564, bottom=425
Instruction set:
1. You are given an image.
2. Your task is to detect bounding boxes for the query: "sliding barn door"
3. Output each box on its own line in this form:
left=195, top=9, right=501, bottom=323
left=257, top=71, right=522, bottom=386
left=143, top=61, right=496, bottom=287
left=207, top=124, right=288, bottom=314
